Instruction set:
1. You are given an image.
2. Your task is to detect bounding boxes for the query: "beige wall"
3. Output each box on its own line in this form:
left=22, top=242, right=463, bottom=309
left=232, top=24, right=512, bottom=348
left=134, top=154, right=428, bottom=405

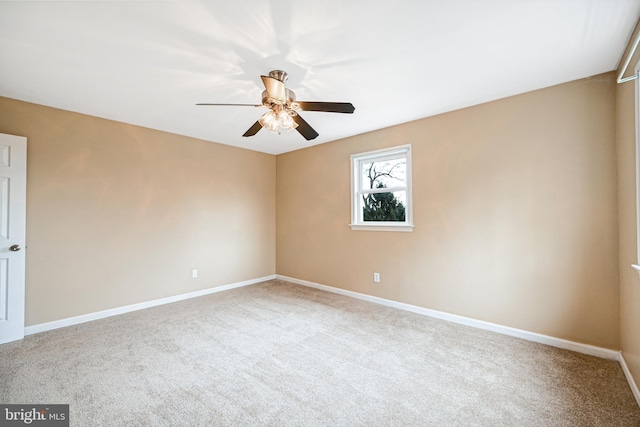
left=0, top=70, right=623, bottom=351
left=277, top=74, right=619, bottom=349
left=0, top=97, right=276, bottom=326
left=617, top=23, right=640, bottom=393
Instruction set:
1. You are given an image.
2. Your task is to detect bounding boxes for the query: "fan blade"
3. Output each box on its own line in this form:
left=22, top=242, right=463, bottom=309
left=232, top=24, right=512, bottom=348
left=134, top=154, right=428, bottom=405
left=196, top=103, right=262, bottom=107
left=292, top=114, right=319, bottom=140
left=242, top=121, right=263, bottom=137
left=261, top=76, right=286, bottom=102
left=298, top=101, right=355, bottom=114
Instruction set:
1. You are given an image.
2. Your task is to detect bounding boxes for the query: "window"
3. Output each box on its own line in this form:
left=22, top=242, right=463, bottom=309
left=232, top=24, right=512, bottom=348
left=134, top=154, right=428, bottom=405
left=350, top=145, right=413, bottom=231
left=634, top=59, right=640, bottom=274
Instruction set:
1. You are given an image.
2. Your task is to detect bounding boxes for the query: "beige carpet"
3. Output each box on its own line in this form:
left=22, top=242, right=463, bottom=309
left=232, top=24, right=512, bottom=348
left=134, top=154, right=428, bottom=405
left=1, top=280, right=639, bottom=426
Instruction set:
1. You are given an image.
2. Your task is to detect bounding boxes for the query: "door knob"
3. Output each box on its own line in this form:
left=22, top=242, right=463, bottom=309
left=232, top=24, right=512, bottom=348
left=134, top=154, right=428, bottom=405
left=9, top=244, right=20, bottom=252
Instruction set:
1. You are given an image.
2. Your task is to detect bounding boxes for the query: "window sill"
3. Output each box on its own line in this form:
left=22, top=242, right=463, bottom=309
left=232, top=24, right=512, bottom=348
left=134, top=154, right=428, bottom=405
left=349, top=224, right=414, bottom=232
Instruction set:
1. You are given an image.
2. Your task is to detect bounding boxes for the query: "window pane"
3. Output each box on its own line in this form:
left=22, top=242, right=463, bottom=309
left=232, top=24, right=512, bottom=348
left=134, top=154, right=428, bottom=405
left=361, top=158, right=406, bottom=191
left=361, top=191, right=406, bottom=222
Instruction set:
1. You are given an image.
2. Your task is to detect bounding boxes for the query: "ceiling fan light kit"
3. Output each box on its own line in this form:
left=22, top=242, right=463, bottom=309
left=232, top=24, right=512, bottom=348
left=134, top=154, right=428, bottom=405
left=259, top=108, right=298, bottom=134
left=197, top=70, right=355, bottom=141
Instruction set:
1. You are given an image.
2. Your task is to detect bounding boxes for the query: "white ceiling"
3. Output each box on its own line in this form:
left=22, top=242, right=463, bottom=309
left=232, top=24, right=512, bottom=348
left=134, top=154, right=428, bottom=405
left=1, top=1, right=639, bottom=155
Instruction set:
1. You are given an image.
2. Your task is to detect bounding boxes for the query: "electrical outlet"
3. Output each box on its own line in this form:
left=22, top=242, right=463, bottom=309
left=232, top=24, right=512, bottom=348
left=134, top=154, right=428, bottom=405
left=192, top=269, right=198, bottom=278
left=374, top=272, right=380, bottom=283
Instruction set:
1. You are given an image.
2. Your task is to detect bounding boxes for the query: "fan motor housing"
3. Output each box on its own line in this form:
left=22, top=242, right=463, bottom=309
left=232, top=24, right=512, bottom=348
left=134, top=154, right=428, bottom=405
left=262, top=88, right=299, bottom=111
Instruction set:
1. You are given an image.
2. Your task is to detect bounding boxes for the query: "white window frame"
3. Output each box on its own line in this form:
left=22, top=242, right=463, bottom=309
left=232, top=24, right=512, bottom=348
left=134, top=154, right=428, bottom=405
left=634, top=59, right=640, bottom=274
left=350, top=144, right=414, bottom=232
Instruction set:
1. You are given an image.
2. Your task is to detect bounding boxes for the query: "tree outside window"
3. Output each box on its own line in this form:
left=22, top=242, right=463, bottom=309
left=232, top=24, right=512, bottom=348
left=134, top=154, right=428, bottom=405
left=361, top=160, right=406, bottom=222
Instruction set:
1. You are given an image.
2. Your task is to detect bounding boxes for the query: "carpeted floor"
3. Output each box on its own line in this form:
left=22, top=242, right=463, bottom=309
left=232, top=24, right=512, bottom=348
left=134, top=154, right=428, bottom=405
left=1, top=280, right=639, bottom=426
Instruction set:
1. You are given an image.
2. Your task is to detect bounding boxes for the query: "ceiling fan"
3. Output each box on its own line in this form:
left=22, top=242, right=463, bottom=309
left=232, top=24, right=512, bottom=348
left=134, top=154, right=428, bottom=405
left=197, top=70, right=355, bottom=141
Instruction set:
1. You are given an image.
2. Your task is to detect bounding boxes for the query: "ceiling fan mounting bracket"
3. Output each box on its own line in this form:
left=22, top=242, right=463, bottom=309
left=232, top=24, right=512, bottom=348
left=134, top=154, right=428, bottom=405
left=268, top=70, right=288, bottom=82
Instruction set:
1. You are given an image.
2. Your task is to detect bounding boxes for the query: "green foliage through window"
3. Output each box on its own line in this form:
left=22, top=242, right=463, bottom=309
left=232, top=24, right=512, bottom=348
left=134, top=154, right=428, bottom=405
left=362, top=183, right=406, bottom=222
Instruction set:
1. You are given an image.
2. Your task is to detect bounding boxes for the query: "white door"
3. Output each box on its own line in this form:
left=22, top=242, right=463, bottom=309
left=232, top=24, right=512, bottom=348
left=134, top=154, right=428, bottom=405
left=0, top=133, right=26, bottom=344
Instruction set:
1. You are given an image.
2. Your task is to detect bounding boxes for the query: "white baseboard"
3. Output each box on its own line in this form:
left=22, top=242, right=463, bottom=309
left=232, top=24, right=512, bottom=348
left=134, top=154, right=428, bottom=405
left=276, top=274, right=620, bottom=361
left=24, top=275, right=276, bottom=335
left=619, top=353, right=640, bottom=407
